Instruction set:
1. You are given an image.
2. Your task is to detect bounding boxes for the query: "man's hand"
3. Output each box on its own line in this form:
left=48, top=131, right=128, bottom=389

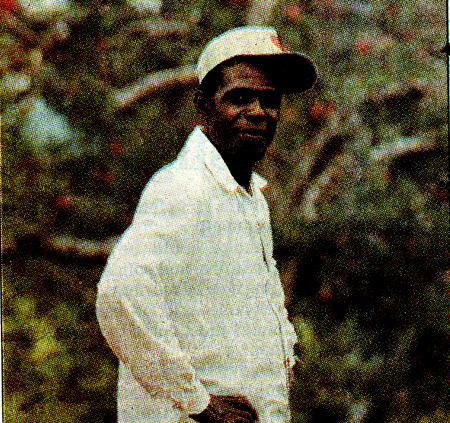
left=189, top=394, right=258, bottom=423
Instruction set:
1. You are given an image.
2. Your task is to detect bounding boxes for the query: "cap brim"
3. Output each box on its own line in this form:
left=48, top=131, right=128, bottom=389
left=278, top=53, right=317, bottom=94
left=257, top=53, right=318, bottom=94
left=225, top=53, right=317, bottom=94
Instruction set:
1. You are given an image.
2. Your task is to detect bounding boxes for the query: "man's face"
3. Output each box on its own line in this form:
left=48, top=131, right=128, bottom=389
left=203, top=61, right=282, bottom=162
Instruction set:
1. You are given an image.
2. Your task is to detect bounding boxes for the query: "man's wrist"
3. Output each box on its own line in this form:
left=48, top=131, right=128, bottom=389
left=178, top=387, right=210, bottom=416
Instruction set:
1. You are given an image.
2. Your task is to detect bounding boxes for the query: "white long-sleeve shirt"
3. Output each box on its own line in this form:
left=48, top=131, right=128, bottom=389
left=96, top=127, right=298, bottom=423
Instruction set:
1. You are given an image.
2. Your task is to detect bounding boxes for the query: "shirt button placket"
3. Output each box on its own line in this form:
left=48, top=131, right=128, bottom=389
left=237, top=189, right=291, bottom=418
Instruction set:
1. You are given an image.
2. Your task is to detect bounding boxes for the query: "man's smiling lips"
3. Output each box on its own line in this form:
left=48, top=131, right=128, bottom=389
left=238, top=128, right=268, bottom=138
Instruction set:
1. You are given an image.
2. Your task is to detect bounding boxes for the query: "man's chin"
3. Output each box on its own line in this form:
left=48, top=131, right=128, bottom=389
left=236, top=134, right=271, bottom=155
left=243, top=145, right=270, bottom=162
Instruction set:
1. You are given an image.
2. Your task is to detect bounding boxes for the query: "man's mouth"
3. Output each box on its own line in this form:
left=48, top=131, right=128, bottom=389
left=239, top=129, right=267, bottom=138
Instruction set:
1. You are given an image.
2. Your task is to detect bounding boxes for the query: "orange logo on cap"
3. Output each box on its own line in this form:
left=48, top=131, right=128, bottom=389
left=270, top=36, right=282, bottom=50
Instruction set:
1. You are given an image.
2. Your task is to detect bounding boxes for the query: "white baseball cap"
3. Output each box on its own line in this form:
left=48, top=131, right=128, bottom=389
left=197, top=26, right=317, bottom=94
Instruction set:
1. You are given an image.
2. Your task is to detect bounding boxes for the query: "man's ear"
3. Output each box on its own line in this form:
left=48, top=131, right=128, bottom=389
left=194, top=90, right=213, bottom=119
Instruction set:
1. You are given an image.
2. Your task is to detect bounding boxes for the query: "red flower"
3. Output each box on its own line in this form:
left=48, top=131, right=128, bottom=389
left=284, top=3, right=302, bottom=21
left=0, top=0, right=17, bottom=11
left=56, top=195, right=72, bottom=210
left=310, top=101, right=326, bottom=119
left=355, top=39, right=371, bottom=54
left=110, top=140, right=123, bottom=156
left=93, top=167, right=113, bottom=184
left=318, top=285, right=333, bottom=302
left=309, top=100, right=335, bottom=119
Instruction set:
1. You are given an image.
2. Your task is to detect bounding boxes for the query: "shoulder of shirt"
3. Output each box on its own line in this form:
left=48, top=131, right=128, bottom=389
left=137, top=131, right=213, bottom=208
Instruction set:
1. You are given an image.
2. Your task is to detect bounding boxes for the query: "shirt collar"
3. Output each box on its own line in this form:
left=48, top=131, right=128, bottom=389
left=190, top=126, right=268, bottom=193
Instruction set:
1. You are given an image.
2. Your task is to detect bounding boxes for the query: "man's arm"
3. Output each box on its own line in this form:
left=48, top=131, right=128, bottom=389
left=96, top=264, right=210, bottom=415
left=96, top=183, right=210, bottom=416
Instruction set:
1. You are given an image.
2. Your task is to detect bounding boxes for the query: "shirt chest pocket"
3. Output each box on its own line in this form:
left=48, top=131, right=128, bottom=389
left=199, top=197, right=250, bottom=251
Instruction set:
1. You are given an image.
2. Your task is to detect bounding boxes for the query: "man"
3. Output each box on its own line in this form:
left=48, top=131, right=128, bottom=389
left=96, top=27, right=317, bottom=423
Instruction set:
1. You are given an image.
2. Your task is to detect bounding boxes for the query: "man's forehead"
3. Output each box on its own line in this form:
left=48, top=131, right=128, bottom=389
left=219, top=61, right=279, bottom=91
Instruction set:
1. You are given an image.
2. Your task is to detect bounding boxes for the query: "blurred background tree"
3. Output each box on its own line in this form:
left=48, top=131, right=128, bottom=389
left=2, top=0, right=448, bottom=422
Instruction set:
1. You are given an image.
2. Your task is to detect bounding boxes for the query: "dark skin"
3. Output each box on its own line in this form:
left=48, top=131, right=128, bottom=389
left=189, top=395, right=259, bottom=423
left=191, top=62, right=283, bottom=422
left=195, top=61, right=282, bottom=194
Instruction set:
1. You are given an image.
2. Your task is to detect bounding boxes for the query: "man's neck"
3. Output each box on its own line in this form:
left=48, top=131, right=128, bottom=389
left=219, top=151, right=254, bottom=194
left=203, top=129, right=255, bottom=194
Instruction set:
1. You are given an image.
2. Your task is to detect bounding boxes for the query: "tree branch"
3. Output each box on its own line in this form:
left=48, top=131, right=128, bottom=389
left=369, top=136, right=438, bottom=163
left=44, top=234, right=120, bottom=259
left=105, top=19, right=191, bottom=48
left=112, top=64, right=197, bottom=110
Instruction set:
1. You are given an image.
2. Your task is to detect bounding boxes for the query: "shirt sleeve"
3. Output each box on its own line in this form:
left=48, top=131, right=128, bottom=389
left=96, top=181, right=210, bottom=416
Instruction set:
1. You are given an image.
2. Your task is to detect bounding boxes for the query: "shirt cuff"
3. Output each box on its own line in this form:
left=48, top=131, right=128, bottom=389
left=172, top=382, right=210, bottom=415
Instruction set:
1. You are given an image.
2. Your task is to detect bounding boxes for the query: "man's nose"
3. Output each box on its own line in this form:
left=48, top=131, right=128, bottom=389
left=246, top=98, right=266, bottom=118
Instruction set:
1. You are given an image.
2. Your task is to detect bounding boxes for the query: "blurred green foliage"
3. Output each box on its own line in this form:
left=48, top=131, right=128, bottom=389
left=2, top=0, right=448, bottom=421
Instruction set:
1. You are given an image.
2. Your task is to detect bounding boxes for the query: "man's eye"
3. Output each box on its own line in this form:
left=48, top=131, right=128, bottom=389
left=260, top=94, right=281, bottom=109
left=226, top=91, right=281, bottom=108
left=230, top=92, right=251, bottom=105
